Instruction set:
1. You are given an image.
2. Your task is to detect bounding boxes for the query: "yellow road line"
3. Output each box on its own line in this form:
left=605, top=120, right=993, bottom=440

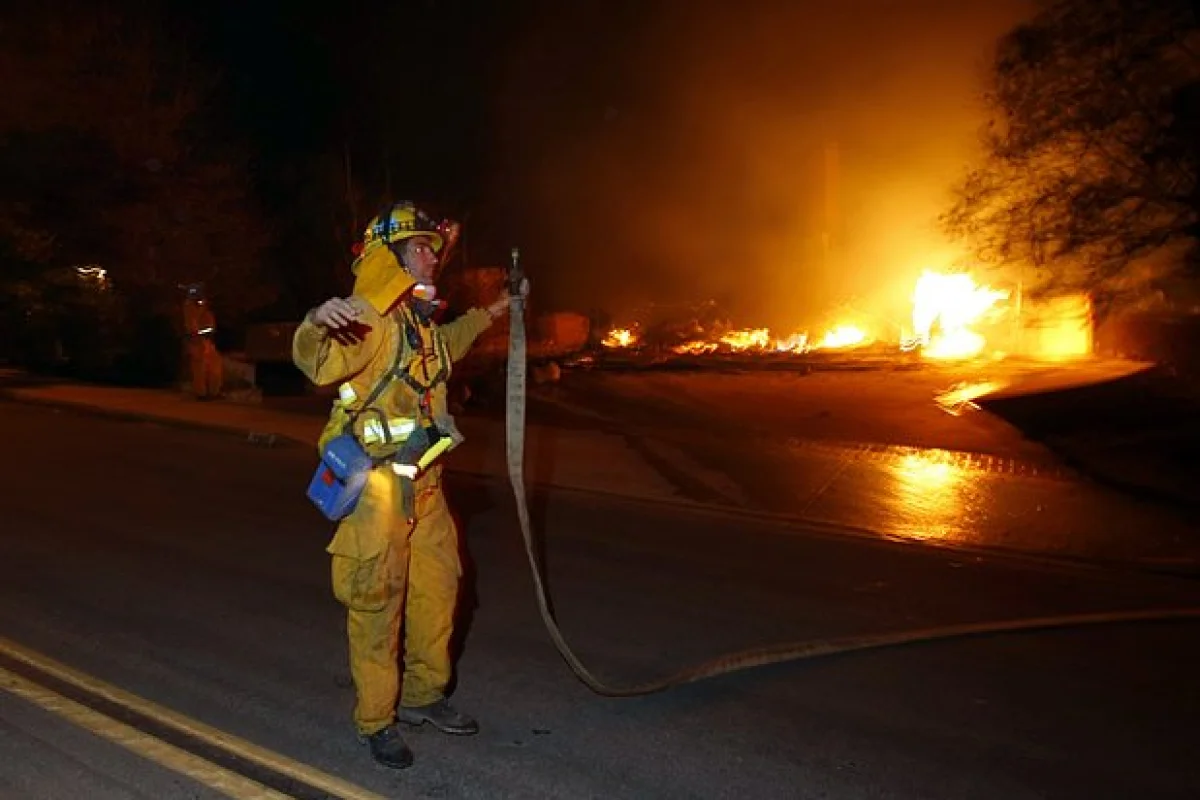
left=0, top=664, right=290, bottom=800
left=0, top=637, right=389, bottom=800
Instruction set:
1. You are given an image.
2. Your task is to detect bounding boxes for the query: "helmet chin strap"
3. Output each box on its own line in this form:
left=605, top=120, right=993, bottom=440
left=410, top=296, right=442, bottom=322
left=388, top=241, right=441, bottom=320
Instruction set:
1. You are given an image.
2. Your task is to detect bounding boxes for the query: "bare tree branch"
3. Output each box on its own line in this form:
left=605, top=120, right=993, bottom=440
left=944, top=0, right=1200, bottom=313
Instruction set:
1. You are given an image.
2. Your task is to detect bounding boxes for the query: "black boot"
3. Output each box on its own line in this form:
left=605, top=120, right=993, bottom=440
left=397, top=699, right=480, bottom=735
left=360, top=723, right=414, bottom=769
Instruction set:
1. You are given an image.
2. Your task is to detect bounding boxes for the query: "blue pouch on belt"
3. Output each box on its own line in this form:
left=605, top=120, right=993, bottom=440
left=307, top=434, right=375, bottom=521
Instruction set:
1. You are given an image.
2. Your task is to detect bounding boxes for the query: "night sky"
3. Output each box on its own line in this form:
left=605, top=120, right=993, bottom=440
left=175, top=0, right=1029, bottom=326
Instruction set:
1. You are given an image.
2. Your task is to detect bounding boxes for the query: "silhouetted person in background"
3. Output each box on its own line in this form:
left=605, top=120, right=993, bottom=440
left=181, top=283, right=222, bottom=399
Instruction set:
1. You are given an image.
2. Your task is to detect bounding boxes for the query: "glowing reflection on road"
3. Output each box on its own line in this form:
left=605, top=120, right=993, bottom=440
left=884, top=451, right=971, bottom=542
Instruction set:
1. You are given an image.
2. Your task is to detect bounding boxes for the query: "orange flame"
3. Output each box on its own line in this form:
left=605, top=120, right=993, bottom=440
left=602, top=328, right=638, bottom=348
left=720, top=328, right=771, bottom=350
left=909, top=270, right=1008, bottom=360
left=670, top=324, right=871, bottom=355
left=773, top=333, right=809, bottom=353
left=814, top=324, right=869, bottom=350
left=673, top=328, right=770, bottom=354
left=673, top=340, right=720, bottom=355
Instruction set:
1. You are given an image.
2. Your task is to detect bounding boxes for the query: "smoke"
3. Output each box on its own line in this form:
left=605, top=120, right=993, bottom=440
left=494, top=0, right=1031, bottom=332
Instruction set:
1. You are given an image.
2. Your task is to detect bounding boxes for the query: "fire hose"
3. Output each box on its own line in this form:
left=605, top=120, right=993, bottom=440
left=502, top=248, right=1200, bottom=697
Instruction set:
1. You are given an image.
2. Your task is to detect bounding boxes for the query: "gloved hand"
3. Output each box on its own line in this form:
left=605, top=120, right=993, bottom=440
left=486, top=278, right=529, bottom=320
left=310, top=297, right=366, bottom=329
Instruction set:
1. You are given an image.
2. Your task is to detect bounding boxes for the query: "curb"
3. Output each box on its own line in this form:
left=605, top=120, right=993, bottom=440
left=0, top=390, right=307, bottom=449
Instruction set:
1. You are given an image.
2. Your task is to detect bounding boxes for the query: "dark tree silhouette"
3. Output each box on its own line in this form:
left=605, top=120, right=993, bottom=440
left=944, top=0, right=1200, bottom=316
left=0, top=2, right=273, bottom=324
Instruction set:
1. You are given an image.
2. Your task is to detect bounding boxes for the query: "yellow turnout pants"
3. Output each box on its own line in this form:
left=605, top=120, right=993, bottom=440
left=328, top=466, right=461, bottom=736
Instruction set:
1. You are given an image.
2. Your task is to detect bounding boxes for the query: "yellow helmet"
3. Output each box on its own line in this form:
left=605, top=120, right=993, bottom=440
left=360, top=202, right=444, bottom=256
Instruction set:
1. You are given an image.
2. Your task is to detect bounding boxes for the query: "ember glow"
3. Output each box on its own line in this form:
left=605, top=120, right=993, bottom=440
left=908, top=270, right=1009, bottom=360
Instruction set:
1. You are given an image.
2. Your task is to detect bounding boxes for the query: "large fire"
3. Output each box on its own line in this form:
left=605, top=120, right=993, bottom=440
left=598, top=269, right=1086, bottom=361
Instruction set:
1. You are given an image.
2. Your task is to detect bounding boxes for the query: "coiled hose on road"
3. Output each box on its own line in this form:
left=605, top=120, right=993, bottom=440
left=502, top=252, right=1200, bottom=697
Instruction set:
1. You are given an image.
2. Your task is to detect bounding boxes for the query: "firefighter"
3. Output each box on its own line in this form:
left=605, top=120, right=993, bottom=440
left=292, top=202, right=524, bottom=770
left=181, top=283, right=222, bottom=400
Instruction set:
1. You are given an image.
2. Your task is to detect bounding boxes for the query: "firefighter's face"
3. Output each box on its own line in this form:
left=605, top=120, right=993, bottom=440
left=399, top=236, right=439, bottom=283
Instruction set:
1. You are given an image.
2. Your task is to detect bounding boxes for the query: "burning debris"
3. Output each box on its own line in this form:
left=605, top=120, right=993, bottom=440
left=602, top=270, right=1000, bottom=360
left=597, top=269, right=1087, bottom=365
left=773, top=333, right=809, bottom=353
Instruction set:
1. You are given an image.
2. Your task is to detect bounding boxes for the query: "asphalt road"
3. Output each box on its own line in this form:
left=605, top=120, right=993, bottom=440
left=267, top=369, right=1200, bottom=569
left=1, top=403, right=1199, bottom=799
